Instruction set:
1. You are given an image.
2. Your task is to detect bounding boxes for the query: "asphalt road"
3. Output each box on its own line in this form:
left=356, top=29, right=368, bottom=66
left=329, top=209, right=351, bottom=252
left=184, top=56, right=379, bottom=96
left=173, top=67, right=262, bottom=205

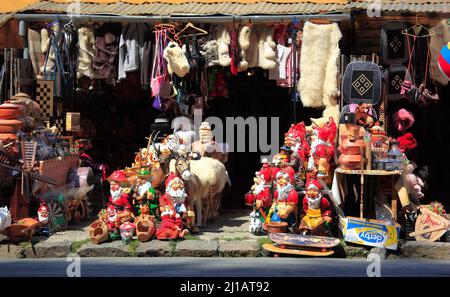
left=0, top=257, right=449, bottom=277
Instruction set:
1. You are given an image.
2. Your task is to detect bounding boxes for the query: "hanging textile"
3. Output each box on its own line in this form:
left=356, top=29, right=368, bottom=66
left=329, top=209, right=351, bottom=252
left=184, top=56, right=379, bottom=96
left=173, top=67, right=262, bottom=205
left=93, top=33, right=119, bottom=86
left=118, top=23, right=147, bottom=80
left=151, top=29, right=171, bottom=110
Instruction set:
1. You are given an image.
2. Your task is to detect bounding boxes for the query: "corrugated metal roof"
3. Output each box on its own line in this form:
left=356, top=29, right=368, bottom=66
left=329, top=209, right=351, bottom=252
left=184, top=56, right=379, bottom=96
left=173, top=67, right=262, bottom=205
left=350, top=0, right=450, bottom=13
left=17, top=1, right=348, bottom=15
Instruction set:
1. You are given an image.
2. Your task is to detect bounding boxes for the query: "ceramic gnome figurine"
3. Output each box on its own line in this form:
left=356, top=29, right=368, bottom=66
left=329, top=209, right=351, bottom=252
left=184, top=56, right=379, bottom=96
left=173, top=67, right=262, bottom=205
left=132, top=169, right=158, bottom=217
left=37, top=201, right=50, bottom=236
left=267, top=171, right=298, bottom=228
left=284, top=122, right=311, bottom=186
left=162, top=177, right=193, bottom=231
left=119, top=222, right=135, bottom=244
left=307, top=117, right=337, bottom=183
left=299, top=179, right=333, bottom=236
left=107, top=170, right=132, bottom=212
left=156, top=206, right=189, bottom=240
left=248, top=168, right=272, bottom=234
left=106, top=204, right=121, bottom=240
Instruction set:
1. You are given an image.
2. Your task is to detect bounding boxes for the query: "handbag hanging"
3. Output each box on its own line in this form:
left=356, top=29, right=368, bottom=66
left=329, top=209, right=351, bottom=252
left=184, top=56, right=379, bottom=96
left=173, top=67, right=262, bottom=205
left=151, top=29, right=173, bottom=110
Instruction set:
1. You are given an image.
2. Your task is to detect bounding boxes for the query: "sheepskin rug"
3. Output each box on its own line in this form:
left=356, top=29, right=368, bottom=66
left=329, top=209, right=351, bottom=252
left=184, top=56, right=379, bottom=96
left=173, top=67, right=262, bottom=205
left=298, top=22, right=342, bottom=108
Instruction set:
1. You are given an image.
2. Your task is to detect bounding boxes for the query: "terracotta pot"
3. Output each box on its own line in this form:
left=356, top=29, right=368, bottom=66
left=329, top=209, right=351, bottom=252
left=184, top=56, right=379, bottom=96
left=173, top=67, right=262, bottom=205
left=267, top=222, right=288, bottom=234
left=338, top=154, right=363, bottom=170
left=339, top=139, right=366, bottom=155
left=136, top=219, right=156, bottom=242
left=89, top=220, right=109, bottom=244
left=0, top=133, right=17, bottom=141
left=0, top=119, right=23, bottom=133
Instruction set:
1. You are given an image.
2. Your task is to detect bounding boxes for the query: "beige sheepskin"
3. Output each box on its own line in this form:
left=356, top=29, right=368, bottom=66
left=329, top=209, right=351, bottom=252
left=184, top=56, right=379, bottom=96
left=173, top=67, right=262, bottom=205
left=238, top=25, right=251, bottom=72
left=298, top=22, right=342, bottom=108
left=164, top=41, right=190, bottom=78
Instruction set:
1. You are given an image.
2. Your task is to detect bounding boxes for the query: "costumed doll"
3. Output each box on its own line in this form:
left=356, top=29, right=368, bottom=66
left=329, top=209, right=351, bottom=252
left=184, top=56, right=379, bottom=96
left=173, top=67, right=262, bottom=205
left=267, top=171, right=298, bottom=229
left=299, top=179, right=333, bottom=236
left=107, top=170, right=132, bottom=212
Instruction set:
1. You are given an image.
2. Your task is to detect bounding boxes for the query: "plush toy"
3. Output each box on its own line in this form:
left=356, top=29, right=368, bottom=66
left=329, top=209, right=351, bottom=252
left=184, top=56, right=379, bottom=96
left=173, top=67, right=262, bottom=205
left=393, top=108, right=415, bottom=133
left=354, top=103, right=376, bottom=129
left=405, top=162, right=425, bottom=203
left=163, top=41, right=190, bottom=78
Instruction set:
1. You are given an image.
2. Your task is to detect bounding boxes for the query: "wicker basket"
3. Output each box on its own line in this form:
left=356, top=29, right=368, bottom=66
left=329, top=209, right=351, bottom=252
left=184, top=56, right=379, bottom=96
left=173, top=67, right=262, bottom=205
left=267, top=222, right=288, bottom=234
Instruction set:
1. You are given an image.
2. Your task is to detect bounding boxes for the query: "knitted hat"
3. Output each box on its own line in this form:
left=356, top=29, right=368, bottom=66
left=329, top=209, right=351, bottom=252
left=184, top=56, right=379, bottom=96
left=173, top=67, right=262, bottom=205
left=438, top=42, right=450, bottom=81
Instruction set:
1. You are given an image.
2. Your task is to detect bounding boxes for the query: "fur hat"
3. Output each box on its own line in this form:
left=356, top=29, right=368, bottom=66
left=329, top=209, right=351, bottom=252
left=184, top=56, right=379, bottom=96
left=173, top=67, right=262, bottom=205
left=164, top=41, right=190, bottom=78
left=393, top=108, right=415, bottom=133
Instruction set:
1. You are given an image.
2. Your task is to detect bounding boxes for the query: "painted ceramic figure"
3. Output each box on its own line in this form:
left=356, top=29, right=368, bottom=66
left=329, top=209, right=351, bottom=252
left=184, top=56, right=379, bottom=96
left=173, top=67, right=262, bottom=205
left=133, top=169, right=158, bottom=217
left=156, top=206, right=189, bottom=240
left=248, top=169, right=272, bottom=234
left=267, top=171, right=298, bottom=228
left=160, top=177, right=192, bottom=231
left=119, top=222, right=136, bottom=244
left=107, top=170, right=132, bottom=212
left=37, top=201, right=49, bottom=236
left=299, top=179, right=332, bottom=236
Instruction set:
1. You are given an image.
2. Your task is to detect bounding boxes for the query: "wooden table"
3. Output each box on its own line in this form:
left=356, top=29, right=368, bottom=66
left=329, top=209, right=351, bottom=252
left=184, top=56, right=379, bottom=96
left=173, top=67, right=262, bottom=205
left=334, top=168, right=407, bottom=221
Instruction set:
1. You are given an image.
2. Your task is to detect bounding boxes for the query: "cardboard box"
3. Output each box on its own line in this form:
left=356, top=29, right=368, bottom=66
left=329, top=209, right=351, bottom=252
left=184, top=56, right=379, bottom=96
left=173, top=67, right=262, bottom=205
left=339, top=216, right=401, bottom=250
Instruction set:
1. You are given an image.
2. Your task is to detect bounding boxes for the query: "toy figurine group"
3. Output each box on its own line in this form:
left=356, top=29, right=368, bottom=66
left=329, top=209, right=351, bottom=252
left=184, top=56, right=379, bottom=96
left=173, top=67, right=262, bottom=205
left=89, top=121, right=229, bottom=245
left=245, top=117, right=337, bottom=236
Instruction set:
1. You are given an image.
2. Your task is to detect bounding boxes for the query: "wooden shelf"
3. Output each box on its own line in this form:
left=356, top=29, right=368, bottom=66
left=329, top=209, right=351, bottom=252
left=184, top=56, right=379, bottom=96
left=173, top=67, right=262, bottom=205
left=335, top=168, right=402, bottom=176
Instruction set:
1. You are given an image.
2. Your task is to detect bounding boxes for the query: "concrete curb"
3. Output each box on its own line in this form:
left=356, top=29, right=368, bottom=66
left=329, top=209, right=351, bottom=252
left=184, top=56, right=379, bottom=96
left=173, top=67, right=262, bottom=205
left=22, top=241, right=73, bottom=258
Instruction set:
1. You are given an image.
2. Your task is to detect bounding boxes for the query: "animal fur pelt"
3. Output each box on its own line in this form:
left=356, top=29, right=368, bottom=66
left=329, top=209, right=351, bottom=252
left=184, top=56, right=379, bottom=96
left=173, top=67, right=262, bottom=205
left=430, top=19, right=450, bottom=85
left=257, top=25, right=277, bottom=70
left=77, top=27, right=96, bottom=79
left=164, top=41, right=190, bottom=78
left=246, top=25, right=259, bottom=68
left=217, top=25, right=231, bottom=67
left=238, top=25, right=251, bottom=72
left=27, top=29, right=42, bottom=77
left=199, top=39, right=219, bottom=67
left=40, top=28, right=55, bottom=74
left=298, top=22, right=342, bottom=108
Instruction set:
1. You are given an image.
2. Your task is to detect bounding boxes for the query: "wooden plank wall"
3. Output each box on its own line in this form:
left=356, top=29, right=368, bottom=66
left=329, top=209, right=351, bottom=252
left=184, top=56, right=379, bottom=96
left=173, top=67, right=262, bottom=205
left=344, top=12, right=450, bottom=56
left=0, top=19, right=24, bottom=49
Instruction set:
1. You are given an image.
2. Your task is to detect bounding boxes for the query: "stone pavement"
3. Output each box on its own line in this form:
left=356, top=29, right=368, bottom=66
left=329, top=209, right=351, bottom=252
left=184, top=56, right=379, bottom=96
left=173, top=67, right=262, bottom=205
left=1, top=209, right=449, bottom=259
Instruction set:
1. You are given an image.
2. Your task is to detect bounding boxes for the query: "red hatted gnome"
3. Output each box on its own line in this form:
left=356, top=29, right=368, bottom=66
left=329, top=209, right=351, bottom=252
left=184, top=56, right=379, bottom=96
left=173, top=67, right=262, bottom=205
left=107, top=170, right=132, bottom=212
left=299, top=179, right=333, bottom=236
left=248, top=162, right=273, bottom=234
left=267, top=171, right=298, bottom=228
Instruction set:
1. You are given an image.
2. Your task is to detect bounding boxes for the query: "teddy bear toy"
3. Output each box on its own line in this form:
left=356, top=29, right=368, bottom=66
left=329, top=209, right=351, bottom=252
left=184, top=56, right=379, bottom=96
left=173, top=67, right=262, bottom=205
left=405, top=162, right=425, bottom=203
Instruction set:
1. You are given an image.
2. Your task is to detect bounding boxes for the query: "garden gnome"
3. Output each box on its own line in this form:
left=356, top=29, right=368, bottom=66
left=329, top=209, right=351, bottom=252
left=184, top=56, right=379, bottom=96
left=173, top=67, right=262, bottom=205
left=163, top=177, right=192, bottom=230
left=37, top=201, right=50, bottom=236
left=299, top=179, right=332, bottom=236
left=119, top=222, right=136, bottom=244
left=267, top=171, right=298, bottom=228
left=133, top=169, right=157, bottom=216
left=156, top=206, right=189, bottom=240
left=107, top=170, right=131, bottom=212
left=106, top=204, right=121, bottom=240
left=248, top=170, right=272, bottom=234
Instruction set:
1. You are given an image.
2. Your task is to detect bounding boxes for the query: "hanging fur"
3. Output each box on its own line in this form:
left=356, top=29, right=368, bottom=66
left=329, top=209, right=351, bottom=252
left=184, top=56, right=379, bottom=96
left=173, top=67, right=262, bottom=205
left=164, top=41, right=190, bottom=78
left=257, top=26, right=277, bottom=70
left=199, top=39, right=219, bottom=67
left=77, top=27, right=96, bottom=79
left=238, top=25, right=251, bottom=72
left=246, top=25, right=259, bottom=68
left=40, top=28, right=55, bottom=74
left=298, top=22, right=342, bottom=108
left=217, top=25, right=231, bottom=67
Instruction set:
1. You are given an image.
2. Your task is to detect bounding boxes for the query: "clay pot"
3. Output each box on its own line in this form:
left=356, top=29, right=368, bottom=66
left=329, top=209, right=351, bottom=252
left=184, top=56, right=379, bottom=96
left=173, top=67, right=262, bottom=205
left=338, top=154, right=363, bottom=170
left=0, top=104, right=23, bottom=119
left=136, top=219, right=156, bottom=242
left=0, top=119, right=23, bottom=133
left=89, top=220, right=109, bottom=244
left=339, top=139, right=366, bottom=155
left=267, top=222, right=288, bottom=234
